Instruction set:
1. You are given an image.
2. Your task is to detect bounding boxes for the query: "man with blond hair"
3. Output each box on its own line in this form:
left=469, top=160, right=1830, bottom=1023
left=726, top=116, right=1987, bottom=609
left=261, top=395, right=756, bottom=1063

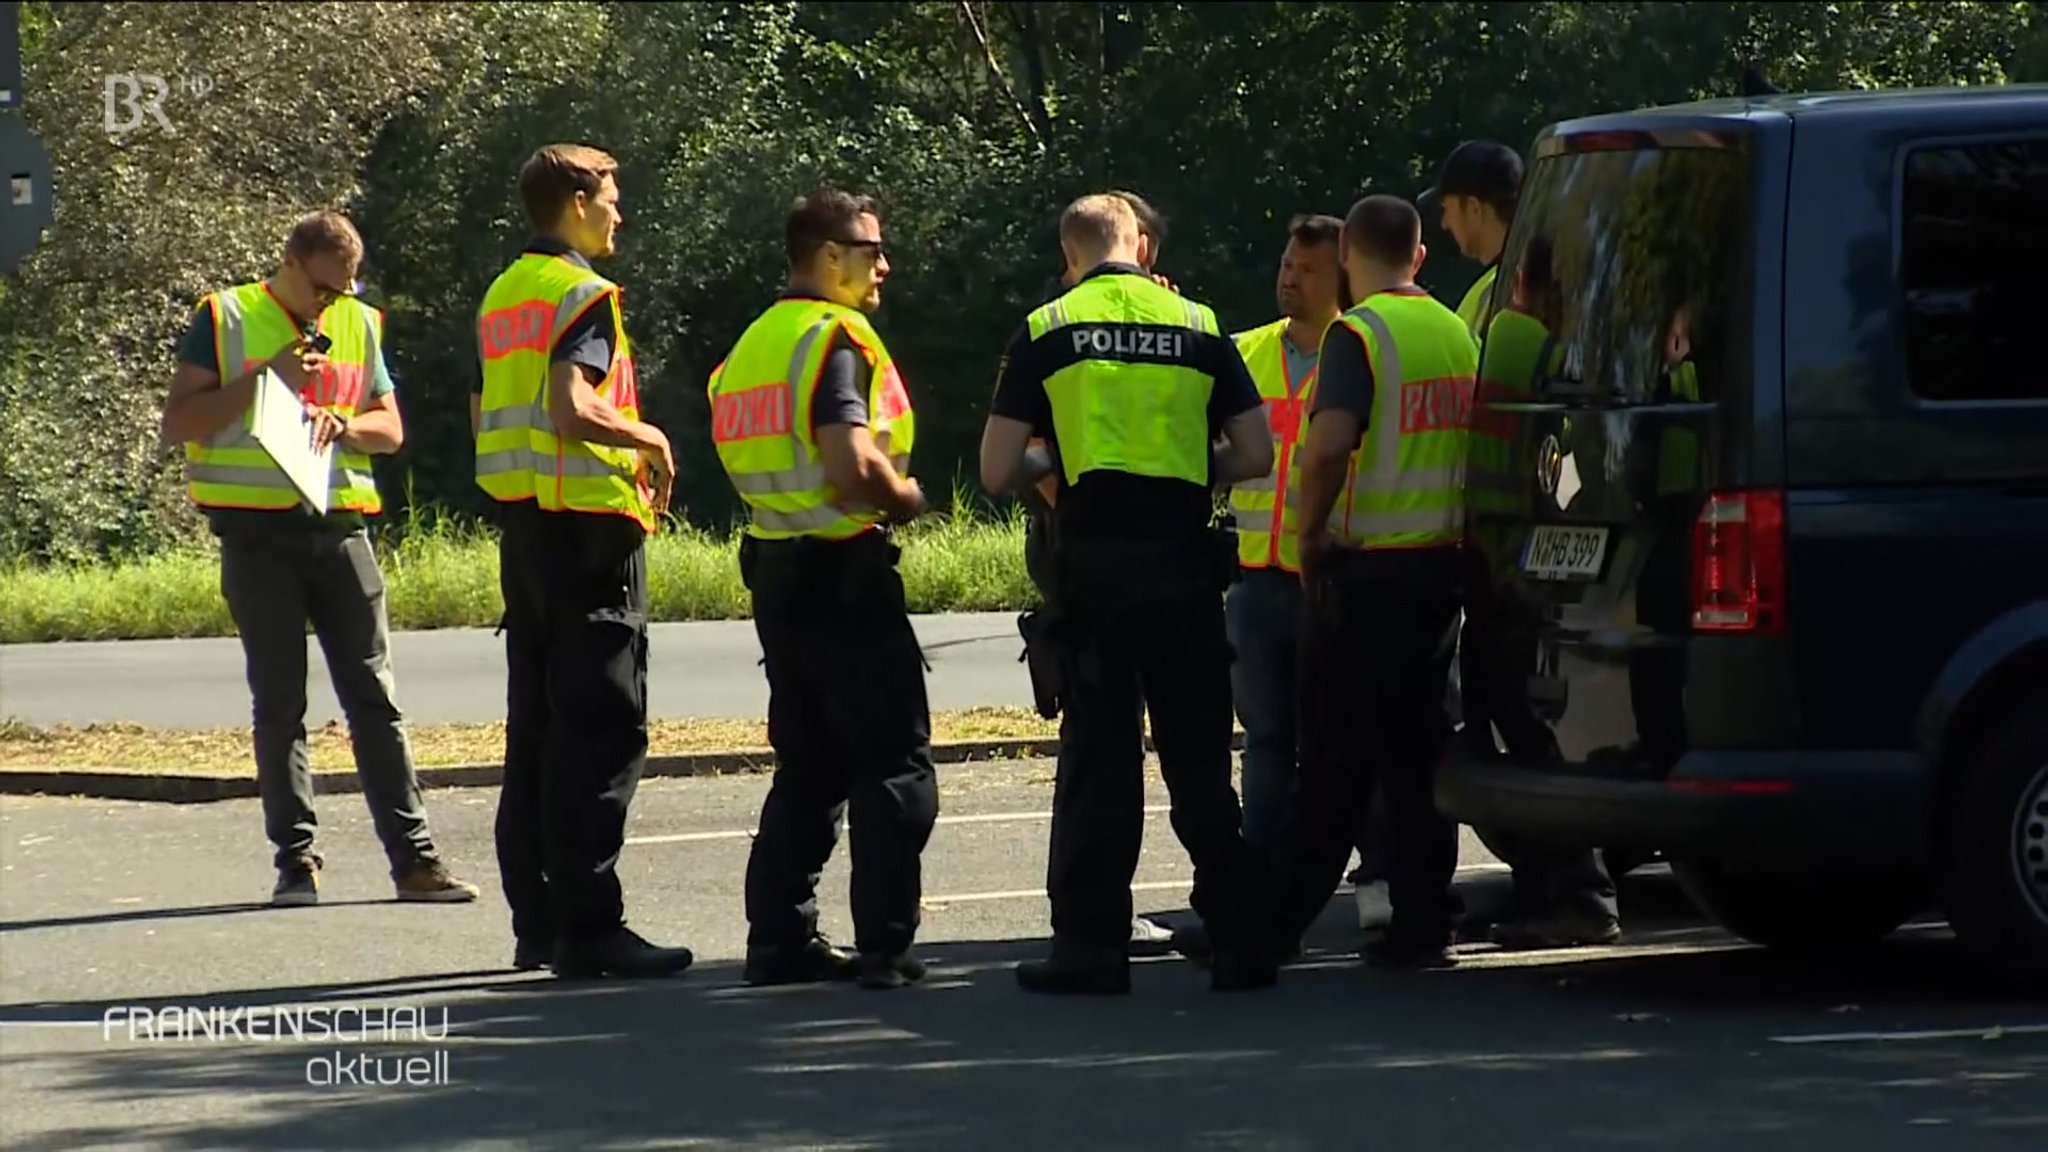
left=161, top=210, right=480, bottom=909
left=473, top=142, right=693, bottom=980
left=982, top=193, right=1278, bottom=995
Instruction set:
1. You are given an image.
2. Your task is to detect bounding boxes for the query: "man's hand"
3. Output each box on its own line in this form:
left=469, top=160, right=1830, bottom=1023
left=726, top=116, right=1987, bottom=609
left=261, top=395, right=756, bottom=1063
left=305, top=404, right=347, bottom=451
left=1298, top=534, right=1331, bottom=606
left=1151, top=272, right=1178, bottom=292
left=637, top=425, right=676, bottom=515
left=891, top=477, right=929, bottom=523
left=269, top=340, right=326, bottom=393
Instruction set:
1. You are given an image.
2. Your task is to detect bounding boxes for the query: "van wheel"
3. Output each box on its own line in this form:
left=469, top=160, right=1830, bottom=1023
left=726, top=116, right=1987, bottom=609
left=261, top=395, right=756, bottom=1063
left=1671, top=860, right=1920, bottom=952
left=1938, top=700, right=2048, bottom=978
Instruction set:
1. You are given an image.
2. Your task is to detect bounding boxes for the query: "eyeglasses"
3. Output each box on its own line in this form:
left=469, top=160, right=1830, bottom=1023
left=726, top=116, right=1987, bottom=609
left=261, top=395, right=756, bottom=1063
left=832, top=238, right=886, bottom=258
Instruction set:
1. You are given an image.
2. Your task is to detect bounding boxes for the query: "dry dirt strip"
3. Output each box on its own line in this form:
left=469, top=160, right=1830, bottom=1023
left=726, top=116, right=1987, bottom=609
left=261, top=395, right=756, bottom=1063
left=0, top=709, right=1244, bottom=803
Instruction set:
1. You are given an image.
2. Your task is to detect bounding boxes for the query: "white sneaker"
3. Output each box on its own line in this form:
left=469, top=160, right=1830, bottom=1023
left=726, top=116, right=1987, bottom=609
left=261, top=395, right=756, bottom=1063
left=1354, top=880, right=1392, bottom=931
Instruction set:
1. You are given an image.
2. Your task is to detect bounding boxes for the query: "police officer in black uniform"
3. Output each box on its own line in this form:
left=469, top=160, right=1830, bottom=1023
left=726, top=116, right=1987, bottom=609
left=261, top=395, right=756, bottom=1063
left=982, top=193, right=1278, bottom=994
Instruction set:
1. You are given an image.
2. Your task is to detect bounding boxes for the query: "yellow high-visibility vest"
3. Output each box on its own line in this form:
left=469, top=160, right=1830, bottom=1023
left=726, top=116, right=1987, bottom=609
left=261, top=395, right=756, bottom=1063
left=185, top=282, right=383, bottom=515
left=1227, top=317, right=1322, bottom=573
left=1455, top=264, right=1500, bottom=339
left=474, top=252, right=654, bottom=531
left=1467, top=307, right=1562, bottom=519
left=708, top=298, right=916, bottom=540
left=1300, top=288, right=1480, bottom=551
left=1025, top=274, right=1220, bottom=488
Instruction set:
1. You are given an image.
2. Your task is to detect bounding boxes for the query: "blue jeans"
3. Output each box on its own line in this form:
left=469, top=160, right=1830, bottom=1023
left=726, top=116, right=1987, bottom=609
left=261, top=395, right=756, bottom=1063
left=1227, top=569, right=1301, bottom=855
left=1230, top=567, right=1392, bottom=874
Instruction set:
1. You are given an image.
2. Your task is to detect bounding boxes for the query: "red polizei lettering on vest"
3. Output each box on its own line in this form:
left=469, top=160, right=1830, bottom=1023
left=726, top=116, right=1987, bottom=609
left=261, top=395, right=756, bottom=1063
left=873, top=363, right=911, bottom=422
left=711, top=385, right=792, bottom=443
left=1399, top=376, right=1477, bottom=435
left=478, top=301, right=556, bottom=360
left=241, top=358, right=361, bottom=410
left=1265, top=396, right=1304, bottom=439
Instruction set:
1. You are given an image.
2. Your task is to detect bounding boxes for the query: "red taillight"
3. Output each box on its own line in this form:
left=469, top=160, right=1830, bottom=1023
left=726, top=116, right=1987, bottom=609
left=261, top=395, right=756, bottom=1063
left=1691, top=489, right=1787, bottom=634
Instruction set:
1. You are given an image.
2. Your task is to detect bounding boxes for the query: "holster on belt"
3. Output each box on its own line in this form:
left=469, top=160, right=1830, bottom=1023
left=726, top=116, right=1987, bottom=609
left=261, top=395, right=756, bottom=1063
left=1017, top=604, right=1069, bottom=720
left=1206, top=514, right=1241, bottom=593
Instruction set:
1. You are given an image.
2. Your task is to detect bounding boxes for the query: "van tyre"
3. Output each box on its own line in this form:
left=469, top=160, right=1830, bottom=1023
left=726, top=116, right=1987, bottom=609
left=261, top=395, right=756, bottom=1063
left=1670, top=859, right=1920, bottom=953
left=1938, top=699, right=2048, bottom=980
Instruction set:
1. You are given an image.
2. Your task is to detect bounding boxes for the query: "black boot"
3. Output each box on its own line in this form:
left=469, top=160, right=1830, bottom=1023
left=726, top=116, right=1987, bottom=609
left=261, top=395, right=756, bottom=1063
left=857, top=952, right=928, bottom=990
left=1015, top=938, right=1131, bottom=995
left=512, top=937, right=553, bottom=972
left=553, top=927, right=696, bottom=979
left=744, top=934, right=859, bottom=986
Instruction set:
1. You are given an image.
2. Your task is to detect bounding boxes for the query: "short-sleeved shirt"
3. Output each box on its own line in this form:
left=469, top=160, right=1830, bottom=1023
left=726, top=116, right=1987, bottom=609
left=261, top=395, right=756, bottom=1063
left=990, top=262, right=1262, bottom=540
left=773, top=292, right=875, bottom=433
left=175, top=289, right=397, bottom=537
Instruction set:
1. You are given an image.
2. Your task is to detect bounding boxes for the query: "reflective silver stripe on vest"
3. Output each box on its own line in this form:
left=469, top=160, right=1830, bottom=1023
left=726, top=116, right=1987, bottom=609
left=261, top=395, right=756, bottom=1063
left=475, top=278, right=616, bottom=480
left=1332, top=307, right=1461, bottom=542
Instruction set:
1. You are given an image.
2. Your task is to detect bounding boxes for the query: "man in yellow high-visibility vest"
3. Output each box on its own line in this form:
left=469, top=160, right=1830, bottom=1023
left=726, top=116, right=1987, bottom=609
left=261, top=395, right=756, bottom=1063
left=983, top=193, right=1278, bottom=995
left=1019, top=189, right=1188, bottom=957
left=159, top=210, right=479, bottom=909
left=473, top=143, right=693, bottom=980
left=1222, top=216, right=1352, bottom=835
left=1268, top=195, right=1477, bottom=971
left=708, top=187, right=937, bottom=992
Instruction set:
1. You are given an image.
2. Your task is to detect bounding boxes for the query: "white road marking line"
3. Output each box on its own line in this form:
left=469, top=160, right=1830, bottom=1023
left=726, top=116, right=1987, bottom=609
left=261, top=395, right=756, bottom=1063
left=624, top=804, right=1177, bottom=847
left=0, top=1020, right=101, bottom=1030
left=920, top=863, right=1513, bottom=908
left=1770, top=1024, right=2048, bottom=1045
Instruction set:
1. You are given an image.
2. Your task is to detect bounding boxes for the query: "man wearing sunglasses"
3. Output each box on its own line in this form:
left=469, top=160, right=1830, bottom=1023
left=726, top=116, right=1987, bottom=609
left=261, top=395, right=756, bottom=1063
left=160, top=210, right=480, bottom=909
left=710, top=187, right=938, bottom=991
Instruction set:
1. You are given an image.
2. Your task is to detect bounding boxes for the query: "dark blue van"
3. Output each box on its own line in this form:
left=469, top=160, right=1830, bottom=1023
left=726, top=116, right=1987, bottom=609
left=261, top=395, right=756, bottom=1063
left=1438, top=84, right=2048, bottom=977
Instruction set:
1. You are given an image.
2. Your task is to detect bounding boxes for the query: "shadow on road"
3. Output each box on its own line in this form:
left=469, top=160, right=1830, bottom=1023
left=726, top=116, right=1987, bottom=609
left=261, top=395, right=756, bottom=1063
left=0, top=899, right=394, bottom=934
left=6, top=924, right=2044, bottom=1152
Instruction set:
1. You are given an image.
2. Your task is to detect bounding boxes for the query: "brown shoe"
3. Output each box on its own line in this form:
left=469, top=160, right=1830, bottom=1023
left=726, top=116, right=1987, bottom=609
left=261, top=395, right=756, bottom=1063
left=395, top=861, right=481, bottom=903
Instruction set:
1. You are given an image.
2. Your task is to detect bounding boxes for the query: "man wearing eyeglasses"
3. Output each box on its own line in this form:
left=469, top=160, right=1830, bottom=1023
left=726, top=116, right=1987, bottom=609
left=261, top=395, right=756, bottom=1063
left=159, top=210, right=480, bottom=909
left=709, top=187, right=938, bottom=991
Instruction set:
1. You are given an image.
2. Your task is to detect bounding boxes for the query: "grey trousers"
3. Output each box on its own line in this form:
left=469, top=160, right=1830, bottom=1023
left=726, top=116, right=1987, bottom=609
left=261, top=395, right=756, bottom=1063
left=218, top=528, right=437, bottom=876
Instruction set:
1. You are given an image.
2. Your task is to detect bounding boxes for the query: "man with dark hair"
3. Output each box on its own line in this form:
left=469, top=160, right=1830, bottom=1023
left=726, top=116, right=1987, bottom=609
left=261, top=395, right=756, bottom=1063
left=984, top=193, right=1278, bottom=995
left=710, top=186, right=938, bottom=991
left=1223, top=213, right=1351, bottom=864
left=1257, top=194, right=1477, bottom=971
left=161, top=210, right=480, bottom=909
left=475, top=142, right=693, bottom=979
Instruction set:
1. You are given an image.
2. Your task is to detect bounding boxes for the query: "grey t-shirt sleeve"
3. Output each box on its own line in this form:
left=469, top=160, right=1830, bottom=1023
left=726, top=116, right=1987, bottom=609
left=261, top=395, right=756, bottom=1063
left=809, top=329, right=872, bottom=431
left=1310, top=322, right=1376, bottom=422
left=176, top=303, right=217, bottom=373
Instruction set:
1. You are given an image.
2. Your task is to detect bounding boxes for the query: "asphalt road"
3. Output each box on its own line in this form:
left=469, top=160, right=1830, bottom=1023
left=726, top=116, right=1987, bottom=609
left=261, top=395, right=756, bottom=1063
left=0, top=613, right=1031, bottom=729
left=2, top=761, right=2043, bottom=1151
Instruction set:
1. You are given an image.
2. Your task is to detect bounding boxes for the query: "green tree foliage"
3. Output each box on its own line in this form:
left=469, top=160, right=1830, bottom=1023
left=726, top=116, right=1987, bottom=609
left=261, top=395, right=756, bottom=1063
left=2, top=0, right=2042, bottom=565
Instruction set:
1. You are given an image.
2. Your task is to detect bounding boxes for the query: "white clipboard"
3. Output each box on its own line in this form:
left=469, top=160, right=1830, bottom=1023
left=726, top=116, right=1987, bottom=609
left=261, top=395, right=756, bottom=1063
left=248, top=368, right=334, bottom=514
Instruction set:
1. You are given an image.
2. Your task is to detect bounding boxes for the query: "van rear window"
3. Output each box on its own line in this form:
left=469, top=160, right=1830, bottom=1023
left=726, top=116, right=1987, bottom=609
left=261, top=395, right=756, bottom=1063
left=1483, top=133, right=1754, bottom=405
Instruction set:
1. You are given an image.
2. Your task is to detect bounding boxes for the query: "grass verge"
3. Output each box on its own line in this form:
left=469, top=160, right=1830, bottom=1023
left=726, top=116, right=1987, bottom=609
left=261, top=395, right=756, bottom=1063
left=0, top=504, right=1035, bottom=644
left=0, top=708, right=1061, bottom=778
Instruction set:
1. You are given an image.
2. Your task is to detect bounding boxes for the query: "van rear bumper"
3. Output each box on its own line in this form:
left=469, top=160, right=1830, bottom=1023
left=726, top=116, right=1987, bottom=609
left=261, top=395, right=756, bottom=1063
left=1435, top=749, right=1931, bottom=872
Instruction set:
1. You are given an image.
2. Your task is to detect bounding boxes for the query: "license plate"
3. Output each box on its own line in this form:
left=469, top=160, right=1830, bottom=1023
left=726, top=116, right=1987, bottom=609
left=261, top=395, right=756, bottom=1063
left=1520, top=524, right=1609, bottom=581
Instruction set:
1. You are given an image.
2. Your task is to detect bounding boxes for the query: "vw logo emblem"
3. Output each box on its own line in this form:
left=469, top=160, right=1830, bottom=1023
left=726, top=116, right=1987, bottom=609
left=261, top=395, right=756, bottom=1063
left=1535, top=434, right=1563, bottom=495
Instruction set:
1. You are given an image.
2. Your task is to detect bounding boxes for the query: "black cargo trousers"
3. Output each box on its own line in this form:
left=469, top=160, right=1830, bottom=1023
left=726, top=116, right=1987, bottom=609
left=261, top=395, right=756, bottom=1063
left=494, top=502, right=651, bottom=947
left=739, top=529, right=940, bottom=958
left=1271, top=546, right=1464, bottom=950
left=1042, top=531, right=1267, bottom=953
